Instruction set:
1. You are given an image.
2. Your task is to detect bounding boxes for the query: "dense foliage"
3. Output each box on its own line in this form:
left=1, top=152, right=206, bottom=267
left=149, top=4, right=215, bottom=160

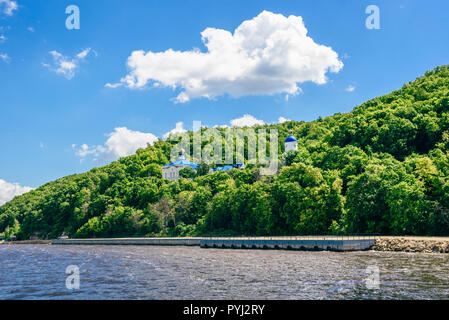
left=2, top=66, right=449, bottom=239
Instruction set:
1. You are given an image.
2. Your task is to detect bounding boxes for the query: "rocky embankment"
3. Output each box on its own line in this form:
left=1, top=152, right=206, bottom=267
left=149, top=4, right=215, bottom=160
left=372, top=237, right=449, bottom=253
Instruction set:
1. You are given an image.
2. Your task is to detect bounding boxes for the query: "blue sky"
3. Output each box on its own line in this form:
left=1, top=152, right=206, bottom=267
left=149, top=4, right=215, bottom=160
left=0, top=0, right=448, bottom=202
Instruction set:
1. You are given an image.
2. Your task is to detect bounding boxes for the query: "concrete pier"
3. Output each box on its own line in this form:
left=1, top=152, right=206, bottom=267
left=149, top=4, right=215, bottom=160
left=200, top=238, right=375, bottom=251
left=52, top=237, right=201, bottom=246
left=52, top=236, right=376, bottom=251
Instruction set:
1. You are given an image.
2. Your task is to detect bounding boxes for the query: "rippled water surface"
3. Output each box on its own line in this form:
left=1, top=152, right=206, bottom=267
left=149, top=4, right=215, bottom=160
left=1, top=244, right=449, bottom=299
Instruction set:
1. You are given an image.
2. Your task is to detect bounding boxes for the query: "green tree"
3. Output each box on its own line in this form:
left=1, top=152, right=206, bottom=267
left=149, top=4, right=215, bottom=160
left=196, top=162, right=210, bottom=176
left=179, top=167, right=196, bottom=179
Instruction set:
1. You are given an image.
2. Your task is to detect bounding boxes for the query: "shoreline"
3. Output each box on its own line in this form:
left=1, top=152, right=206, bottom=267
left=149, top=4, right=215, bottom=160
left=3, top=236, right=449, bottom=253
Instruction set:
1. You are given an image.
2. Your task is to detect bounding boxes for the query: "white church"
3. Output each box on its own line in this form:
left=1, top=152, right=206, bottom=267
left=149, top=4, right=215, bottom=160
left=284, top=130, right=298, bottom=152
left=162, top=131, right=297, bottom=181
left=282, top=130, right=298, bottom=164
left=162, top=148, right=199, bottom=181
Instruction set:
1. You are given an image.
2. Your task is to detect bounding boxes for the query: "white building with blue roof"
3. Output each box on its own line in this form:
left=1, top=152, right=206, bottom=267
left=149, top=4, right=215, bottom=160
left=284, top=130, right=298, bottom=152
left=162, top=148, right=199, bottom=181
left=211, top=163, right=245, bottom=173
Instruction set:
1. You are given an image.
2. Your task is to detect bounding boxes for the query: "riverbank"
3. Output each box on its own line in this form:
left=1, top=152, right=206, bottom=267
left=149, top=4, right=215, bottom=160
left=372, top=236, right=449, bottom=253
left=4, top=236, right=449, bottom=253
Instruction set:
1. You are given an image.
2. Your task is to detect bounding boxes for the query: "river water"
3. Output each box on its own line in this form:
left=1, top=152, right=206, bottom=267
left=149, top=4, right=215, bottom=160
left=0, top=244, right=448, bottom=299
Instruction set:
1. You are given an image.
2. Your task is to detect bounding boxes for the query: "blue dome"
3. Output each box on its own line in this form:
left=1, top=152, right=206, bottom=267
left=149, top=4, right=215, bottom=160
left=285, top=135, right=297, bottom=143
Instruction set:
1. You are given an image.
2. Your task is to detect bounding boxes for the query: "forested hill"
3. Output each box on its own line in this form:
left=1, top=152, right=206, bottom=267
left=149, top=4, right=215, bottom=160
left=2, top=65, right=449, bottom=240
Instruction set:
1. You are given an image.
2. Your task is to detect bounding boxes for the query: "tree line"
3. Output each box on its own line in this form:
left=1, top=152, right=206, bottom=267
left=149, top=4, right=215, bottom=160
left=1, top=65, right=449, bottom=239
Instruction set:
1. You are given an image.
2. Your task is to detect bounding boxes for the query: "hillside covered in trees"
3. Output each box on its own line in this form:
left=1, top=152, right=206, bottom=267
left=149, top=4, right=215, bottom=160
left=2, top=65, right=449, bottom=240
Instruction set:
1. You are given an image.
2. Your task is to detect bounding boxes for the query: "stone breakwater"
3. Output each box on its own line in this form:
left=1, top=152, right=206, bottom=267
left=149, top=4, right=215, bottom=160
left=372, top=237, right=449, bottom=253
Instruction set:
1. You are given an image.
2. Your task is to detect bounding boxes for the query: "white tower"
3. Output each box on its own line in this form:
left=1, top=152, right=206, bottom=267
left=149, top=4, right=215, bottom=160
left=284, top=130, right=298, bottom=152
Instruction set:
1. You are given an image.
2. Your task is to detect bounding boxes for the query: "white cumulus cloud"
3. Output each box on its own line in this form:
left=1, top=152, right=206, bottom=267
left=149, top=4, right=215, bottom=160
left=163, top=122, right=187, bottom=140
left=209, top=114, right=265, bottom=128
left=111, top=10, right=343, bottom=103
left=73, top=127, right=159, bottom=162
left=44, top=48, right=94, bottom=79
left=0, top=0, right=18, bottom=16
left=0, top=179, right=33, bottom=206
left=74, top=143, right=98, bottom=158
left=230, top=114, right=265, bottom=127
left=278, top=116, right=291, bottom=124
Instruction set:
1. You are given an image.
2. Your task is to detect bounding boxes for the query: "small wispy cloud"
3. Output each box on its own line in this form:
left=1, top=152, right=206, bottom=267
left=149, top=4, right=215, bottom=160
left=345, top=85, right=356, bottom=92
left=43, top=48, right=94, bottom=79
left=0, top=26, right=9, bottom=43
left=0, top=0, right=18, bottom=16
left=76, top=48, right=91, bottom=59
left=105, top=82, right=122, bottom=89
left=0, top=53, right=10, bottom=63
left=27, top=26, right=34, bottom=32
